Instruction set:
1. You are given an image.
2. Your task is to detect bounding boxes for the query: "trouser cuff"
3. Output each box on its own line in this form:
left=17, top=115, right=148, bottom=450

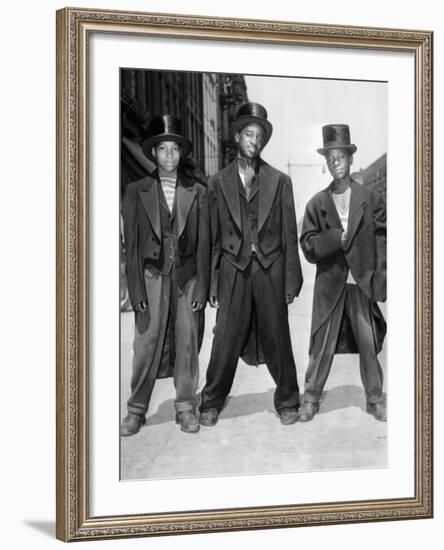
left=126, top=408, right=146, bottom=418
left=174, top=400, right=198, bottom=413
left=302, top=392, right=320, bottom=404
left=366, top=394, right=384, bottom=405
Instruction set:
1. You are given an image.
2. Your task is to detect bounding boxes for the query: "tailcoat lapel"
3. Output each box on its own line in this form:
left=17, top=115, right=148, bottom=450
left=138, top=177, right=161, bottom=240
left=175, top=175, right=196, bottom=237
left=220, top=162, right=242, bottom=232
left=258, top=163, right=280, bottom=232
left=344, top=180, right=366, bottom=251
left=320, top=187, right=344, bottom=230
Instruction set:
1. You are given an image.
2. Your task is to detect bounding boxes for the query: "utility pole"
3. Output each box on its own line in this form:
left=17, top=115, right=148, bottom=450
left=286, top=160, right=325, bottom=176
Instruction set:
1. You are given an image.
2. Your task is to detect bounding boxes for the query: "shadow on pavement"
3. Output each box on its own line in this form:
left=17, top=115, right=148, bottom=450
left=145, top=386, right=386, bottom=426
left=145, top=398, right=176, bottom=426
left=145, top=389, right=276, bottom=426
left=316, top=385, right=387, bottom=414
left=218, top=389, right=275, bottom=419
left=316, top=385, right=366, bottom=414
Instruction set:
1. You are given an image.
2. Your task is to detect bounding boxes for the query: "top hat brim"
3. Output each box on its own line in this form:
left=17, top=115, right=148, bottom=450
left=142, top=134, right=192, bottom=160
left=317, top=143, right=357, bottom=156
left=232, top=116, right=273, bottom=145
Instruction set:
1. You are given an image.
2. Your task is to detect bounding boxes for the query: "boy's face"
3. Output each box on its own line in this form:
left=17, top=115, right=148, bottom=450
left=325, top=147, right=353, bottom=180
left=152, top=141, right=181, bottom=173
left=235, top=123, right=266, bottom=160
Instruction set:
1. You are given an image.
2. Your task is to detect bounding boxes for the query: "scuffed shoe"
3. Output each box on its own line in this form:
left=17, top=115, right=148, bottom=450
left=366, top=401, right=387, bottom=422
left=279, top=408, right=298, bottom=425
left=175, top=410, right=200, bottom=433
left=298, top=401, right=319, bottom=422
left=120, top=412, right=146, bottom=436
left=199, top=407, right=219, bottom=427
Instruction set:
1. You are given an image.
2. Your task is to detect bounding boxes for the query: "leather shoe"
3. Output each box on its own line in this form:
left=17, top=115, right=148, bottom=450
left=199, top=407, right=219, bottom=427
left=279, top=408, right=298, bottom=425
left=176, top=410, right=200, bottom=433
left=366, top=401, right=387, bottom=422
left=120, top=413, right=146, bottom=436
left=298, top=401, right=319, bottom=422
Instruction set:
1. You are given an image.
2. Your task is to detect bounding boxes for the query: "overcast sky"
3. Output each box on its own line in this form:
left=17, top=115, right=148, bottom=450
left=244, top=75, right=387, bottom=219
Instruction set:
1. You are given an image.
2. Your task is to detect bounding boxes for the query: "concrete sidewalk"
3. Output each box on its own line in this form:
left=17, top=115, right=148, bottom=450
left=120, top=279, right=387, bottom=481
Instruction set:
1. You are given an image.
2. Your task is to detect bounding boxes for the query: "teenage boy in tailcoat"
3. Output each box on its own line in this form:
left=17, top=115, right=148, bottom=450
left=199, top=102, right=303, bottom=427
left=120, top=115, right=210, bottom=435
left=298, top=124, right=387, bottom=422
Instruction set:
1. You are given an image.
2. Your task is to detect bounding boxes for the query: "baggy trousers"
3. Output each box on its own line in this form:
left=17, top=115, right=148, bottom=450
left=127, top=268, right=200, bottom=417
left=200, top=254, right=300, bottom=414
left=304, top=283, right=384, bottom=405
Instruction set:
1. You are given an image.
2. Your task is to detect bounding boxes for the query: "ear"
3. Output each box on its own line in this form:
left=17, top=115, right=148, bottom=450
left=349, top=155, right=354, bottom=166
left=234, top=132, right=240, bottom=145
left=151, top=146, right=157, bottom=159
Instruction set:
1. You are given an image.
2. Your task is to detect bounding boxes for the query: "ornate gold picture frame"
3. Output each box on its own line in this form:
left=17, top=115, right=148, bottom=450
left=56, top=7, right=433, bottom=542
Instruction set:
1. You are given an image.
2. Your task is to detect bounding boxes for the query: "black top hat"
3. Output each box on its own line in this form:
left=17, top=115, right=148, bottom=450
left=232, top=102, right=273, bottom=145
left=317, top=124, right=357, bottom=156
left=142, top=115, right=192, bottom=160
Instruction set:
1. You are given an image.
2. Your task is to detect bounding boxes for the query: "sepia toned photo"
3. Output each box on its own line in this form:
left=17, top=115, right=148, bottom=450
left=119, top=69, right=388, bottom=481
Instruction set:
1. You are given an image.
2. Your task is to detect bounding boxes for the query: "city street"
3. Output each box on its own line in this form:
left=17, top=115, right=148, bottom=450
left=120, top=261, right=387, bottom=481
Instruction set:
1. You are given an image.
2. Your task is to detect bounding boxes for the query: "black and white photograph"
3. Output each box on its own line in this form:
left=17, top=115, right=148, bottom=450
left=119, top=69, right=388, bottom=481
left=51, top=4, right=433, bottom=544
left=2, top=0, right=439, bottom=546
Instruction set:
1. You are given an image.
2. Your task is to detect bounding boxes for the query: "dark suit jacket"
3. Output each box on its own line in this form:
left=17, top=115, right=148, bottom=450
left=122, top=169, right=210, bottom=309
left=209, top=159, right=303, bottom=301
left=300, top=179, right=387, bottom=353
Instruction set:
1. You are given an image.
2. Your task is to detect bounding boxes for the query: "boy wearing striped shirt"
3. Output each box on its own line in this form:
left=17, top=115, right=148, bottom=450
left=121, top=115, right=210, bottom=435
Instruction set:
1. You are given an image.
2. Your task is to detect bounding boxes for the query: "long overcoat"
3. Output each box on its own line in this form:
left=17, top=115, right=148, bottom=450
left=300, top=179, right=386, bottom=354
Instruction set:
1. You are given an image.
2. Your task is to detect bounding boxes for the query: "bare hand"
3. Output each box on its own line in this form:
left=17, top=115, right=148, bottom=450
left=135, top=301, right=148, bottom=313
left=192, top=301, right=204, bottom=312
left=209, top=295, right=219, bottom=308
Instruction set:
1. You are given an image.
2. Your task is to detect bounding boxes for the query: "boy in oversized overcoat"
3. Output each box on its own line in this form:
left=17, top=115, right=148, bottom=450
left=199, top=102, right=303, bottom=427
left=120, top=115, right=210, bottom=435
left=299, top=124, right=387, bottom=422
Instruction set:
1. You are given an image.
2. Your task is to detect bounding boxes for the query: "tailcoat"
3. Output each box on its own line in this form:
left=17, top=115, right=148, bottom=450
left=122, top=169, right=210, bottom=386
left=211, top=158, right=304, bottom=366
left=199, top=158, right=303, bottom=413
